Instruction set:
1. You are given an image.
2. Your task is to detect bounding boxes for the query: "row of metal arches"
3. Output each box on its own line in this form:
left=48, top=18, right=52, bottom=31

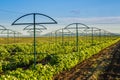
left=0, top=13, right=118, bottom=68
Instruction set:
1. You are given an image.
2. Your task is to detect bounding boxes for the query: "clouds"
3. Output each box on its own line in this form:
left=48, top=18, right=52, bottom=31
left=56, top=16, right=120, bottom=24
left=55, top=16, right=120, bottom=33
left=1, top=16, right=120, bottom=35
left=70, top=10, right=80, bottom=15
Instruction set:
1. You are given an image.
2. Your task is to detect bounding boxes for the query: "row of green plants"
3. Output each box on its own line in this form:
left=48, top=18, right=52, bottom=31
left=0, top=38, right=109, bottom=72
left=0, top=37, right=120, bottom=80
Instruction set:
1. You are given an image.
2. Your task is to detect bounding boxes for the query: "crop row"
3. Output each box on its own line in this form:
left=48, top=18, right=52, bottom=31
left=0, top=37, right=120, bottom=80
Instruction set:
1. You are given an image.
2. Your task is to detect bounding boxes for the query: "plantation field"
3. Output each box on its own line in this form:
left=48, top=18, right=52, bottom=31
left=0, top=36, right=117, bottom=44
left=0, top=36, right=120, bottom=80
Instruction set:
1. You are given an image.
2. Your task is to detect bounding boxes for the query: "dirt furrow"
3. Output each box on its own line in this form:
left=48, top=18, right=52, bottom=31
left=99, top=44, right=120, bottom=80
left=53, top=41, right=120, bottom=80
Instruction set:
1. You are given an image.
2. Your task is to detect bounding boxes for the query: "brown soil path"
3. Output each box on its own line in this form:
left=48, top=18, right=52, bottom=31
left=99, top=43, right=120, bottom=80
left=53, top=41, right=120, bottom=80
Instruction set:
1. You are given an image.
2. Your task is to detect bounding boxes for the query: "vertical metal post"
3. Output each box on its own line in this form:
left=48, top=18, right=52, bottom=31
left=62, top=28, right=64, bottom=46
left=85, top=31, right=87, bottom=43
left=55, top=31, right=57, bottom=53
left=14, top=32, right=15, bottom=43
left=104, top=31, right=107, bottom=41
left=61, top=28, right=65, bottom=53
left=18, top=33, right=20, bottom=42
left=76, top=23, right=78, bottom=52
left=69, top=32, right=72, bottom=45
left=108, top=33, right=110, bottom=40
left=103, top=31, right=105, bottom=41
left=48, top=32, right=51, bottom=47
left=33, top=13, right=36, bottom=68
left=104, top=31, right=106, bottom=41
left=70, top=32, right=72, bottom=41
left=110, top=33, right=112, bottom=40
left=99, top=29, right=101, bottom=43
left=11, top=13, right=57, bottom=69
left=69, top=32, right=71, bottom=42
left=51, top=32, right=52, bottom=41
left=91, top=27, right=94, bottom=45
left=7, top=30, right=9, bottom=44
left=55, top=31, right=57, bottom=44
left=17, top=33, right=19, bottom=43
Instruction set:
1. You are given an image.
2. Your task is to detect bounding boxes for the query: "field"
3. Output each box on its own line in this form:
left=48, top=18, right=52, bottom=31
left=0, top=0, right=120, bottom=80
left=0, top=36, right=120, bottom=80
left=54, top=40, right=120, bottom=80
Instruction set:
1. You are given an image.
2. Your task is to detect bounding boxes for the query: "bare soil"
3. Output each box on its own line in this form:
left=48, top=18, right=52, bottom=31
left=53, top=41, right=120, bottom=80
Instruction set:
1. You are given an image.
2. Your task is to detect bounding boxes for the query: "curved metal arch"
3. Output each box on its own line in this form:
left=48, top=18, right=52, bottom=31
left=0, top=25, right=6, bottom=30
left=12, top=13, right=57, bottom=25
left=1, top=29, right=17, bottom=34
left=27, top=30, right=42, bottom=33
left=55, top=28, right=73, bottom=34
left=72, top=29, right=86, bottom=33
left=9, top=30, right=18, bottom=34
left=64, top=23, right=89, bottom=29
left=11, top=13, right=57, bottom=68
left=26, top=28, right=42, bottom=31
left=1, top=29, right=9, bottom=34
left=27, top=28, right=43, bottom=32
left=23, top=24, right=47, bottom=30
left=84, top=27, right=101, bottom=32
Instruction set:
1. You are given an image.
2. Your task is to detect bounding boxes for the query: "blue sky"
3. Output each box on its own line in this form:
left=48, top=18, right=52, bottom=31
left=0, top=0, right=120, bottom=17
left=0, top=0, right=120, bottom=34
